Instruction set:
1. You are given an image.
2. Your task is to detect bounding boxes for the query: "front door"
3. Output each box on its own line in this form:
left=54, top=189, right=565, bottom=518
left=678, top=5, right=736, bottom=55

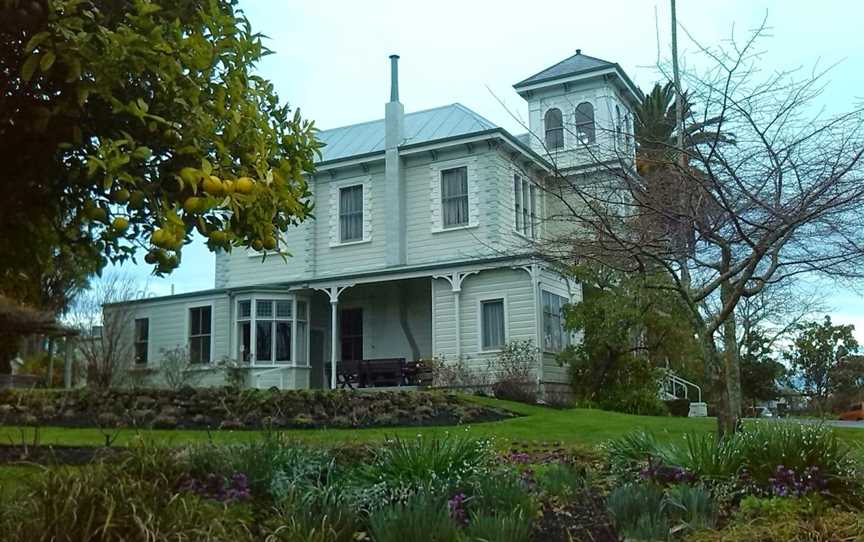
left=339, top=308, right=363, bottom=361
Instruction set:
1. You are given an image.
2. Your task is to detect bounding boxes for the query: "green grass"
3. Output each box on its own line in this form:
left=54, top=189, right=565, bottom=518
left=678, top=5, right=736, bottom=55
left=0, top=396, right=862, bottom=450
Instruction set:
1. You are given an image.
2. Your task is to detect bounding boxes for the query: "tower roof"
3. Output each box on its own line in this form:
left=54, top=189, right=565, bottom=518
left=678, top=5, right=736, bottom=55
left=514, top=50, right=615, bottom=88
left=513, top=50, right=642, bottom=104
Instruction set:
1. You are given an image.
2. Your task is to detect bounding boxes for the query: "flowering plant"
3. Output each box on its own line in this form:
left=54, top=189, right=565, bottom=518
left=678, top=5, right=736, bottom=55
left=177, top=472, right=251, bottom=503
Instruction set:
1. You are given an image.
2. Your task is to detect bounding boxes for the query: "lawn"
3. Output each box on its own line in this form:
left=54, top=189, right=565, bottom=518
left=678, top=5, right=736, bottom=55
left=2, top=396, right=861, bottom=450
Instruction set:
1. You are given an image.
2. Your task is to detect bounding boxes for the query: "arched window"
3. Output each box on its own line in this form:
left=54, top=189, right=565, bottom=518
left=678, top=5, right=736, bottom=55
left=575, top=102, right=595, bottom=144
left=544, top=108, right=563, bottom=149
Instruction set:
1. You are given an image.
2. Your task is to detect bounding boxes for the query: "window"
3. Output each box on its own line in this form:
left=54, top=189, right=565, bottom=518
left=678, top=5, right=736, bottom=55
left=544, top=108, right=563, bottom=149
left=615, top=104, right=623, bottom=147
left=237, top=300, right=251, bottom=362
left=236, top=297, right=309, bottom=365
left=575, top=102, right=595, bottom=144
left=481, top=299, right=506, bottom=350
left=339, top=185, right=363, bottom=242
left=542, top=291, right=569, bottom=352
left=134, top=318, right=149, bottom=364
left=255, top=299, right=292, bottom=363
left=441, top=166, right=469, bottom=228
left=189, top=306, right=212, bottom=364
left=513, top=175, right=538, bottom=238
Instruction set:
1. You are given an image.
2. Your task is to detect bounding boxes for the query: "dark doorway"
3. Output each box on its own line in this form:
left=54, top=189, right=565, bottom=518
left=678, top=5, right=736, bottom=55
left=310, top=329, right=324, bottom=388
left=339, top=308, right=363, bottom=361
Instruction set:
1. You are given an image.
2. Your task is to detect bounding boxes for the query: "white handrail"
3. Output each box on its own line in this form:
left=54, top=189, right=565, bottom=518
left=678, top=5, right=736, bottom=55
left=663, top=371, right=702, bottom=403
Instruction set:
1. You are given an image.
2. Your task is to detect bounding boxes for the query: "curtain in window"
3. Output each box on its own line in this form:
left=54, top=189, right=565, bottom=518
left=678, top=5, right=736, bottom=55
left=545, top=108, right=564, bottom=149
left=481, top=300, right=505, bottom=350
left=275, top=321, right=291, bottom=362
left=238, top=321, right=251, bottom=362
left=339, top=185, right=363, bottom=242
left=575, top=102, right=595, bottom=144
left=441, top=167, right=469, bottom=227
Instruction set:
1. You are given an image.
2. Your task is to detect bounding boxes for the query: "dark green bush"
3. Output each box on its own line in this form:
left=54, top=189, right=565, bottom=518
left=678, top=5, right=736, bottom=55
left=665, top=398, right=691, bottom=417
left=368, top=491, right=459, bottom=542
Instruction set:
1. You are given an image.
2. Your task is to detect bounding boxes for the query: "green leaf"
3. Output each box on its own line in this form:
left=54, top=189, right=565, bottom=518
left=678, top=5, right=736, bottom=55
left=40, top=50, right=56, bottom=72
left=24, top=31, right=50, bottom=53
left=21, top=53, right=40, bottom=82
left=132, top=146, right=151, bottom=160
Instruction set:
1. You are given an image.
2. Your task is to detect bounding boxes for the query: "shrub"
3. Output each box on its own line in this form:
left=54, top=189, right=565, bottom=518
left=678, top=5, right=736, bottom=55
left=686, top=505, right=863, bottom=542
left=355, top=434, right=495, bottom=506
left=490, top=340, right=538, bottom=404
left=535, top=462, right=587, bottom=497
left=0, top=446, right=254, bottom=541
left=606, top=483, right=669, bottom=541
left=666, top=484, right=717, bottom=532
left=665, top=398, right=691, bottom=417
left=469, top=467, right=537, bottom=518
left=368, top=491, right=460, bottom=542
left=463, top=509, right=533, bottom=542
left=262, top=498, right=361, bottom=542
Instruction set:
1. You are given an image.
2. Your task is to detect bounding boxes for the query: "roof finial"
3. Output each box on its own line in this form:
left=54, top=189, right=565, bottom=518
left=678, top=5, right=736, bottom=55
left=575, top=48, right=581, bottom=55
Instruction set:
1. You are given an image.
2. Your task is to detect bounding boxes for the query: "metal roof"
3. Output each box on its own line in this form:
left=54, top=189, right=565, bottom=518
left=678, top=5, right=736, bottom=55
left=513, top=51, right=616, bottom=89
left=315, top=103, right=498, bottom=163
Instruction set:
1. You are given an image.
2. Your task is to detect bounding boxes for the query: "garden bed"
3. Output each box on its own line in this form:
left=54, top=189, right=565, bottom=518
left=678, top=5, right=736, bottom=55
left=0, top=388, right=516, bottom=430
left=0, top=444, right=126, bottom=465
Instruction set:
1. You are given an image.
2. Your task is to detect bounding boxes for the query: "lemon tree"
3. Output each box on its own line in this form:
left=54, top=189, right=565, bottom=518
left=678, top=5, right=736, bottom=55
left=0, top=0, right=321, bottom=276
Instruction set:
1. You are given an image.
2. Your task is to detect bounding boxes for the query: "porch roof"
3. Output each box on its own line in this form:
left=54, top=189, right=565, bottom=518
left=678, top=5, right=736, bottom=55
left=106, top=253, right=545, bottom=307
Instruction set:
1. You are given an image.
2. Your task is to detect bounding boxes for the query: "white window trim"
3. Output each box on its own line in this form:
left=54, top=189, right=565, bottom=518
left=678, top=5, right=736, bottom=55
left=430, top=157, right=479, bottom=233
left=234, top=294, right=310, bottom=368
left=329, top=176, right=373, bottom=247
left=477, top=293, right=509, bottom=354
left=185, top=302, right=215, bottom=365
left=573, top=100, right=597, bottom=146
left=512, top=173, right=539, bottom=240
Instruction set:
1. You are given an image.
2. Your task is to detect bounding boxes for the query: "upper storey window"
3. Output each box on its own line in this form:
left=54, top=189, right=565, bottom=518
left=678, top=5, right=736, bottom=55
left=441, top=166, right=469, bottom=228
left=544, top=108, right=564, bottom=150
left=575, top=102, right=595, bottom=144
left=338, top=185, right=364, bottom=242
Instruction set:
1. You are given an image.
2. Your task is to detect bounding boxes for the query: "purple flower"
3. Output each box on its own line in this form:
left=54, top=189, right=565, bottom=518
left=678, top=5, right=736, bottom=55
left=448, top=492, right=468, bottom=525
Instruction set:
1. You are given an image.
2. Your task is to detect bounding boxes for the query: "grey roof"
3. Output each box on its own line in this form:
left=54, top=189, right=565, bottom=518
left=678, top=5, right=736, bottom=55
left=514, top=52, right=616, bottom=89
left=316, top=103, right=498, bottom=163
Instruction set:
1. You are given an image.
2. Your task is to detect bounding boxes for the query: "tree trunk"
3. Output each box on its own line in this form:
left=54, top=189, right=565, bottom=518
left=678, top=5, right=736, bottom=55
left=715, top=281, right=743, bottom=436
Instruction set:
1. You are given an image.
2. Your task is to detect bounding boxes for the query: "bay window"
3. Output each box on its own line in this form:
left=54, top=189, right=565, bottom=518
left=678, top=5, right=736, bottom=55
left=542, top=291, right=569, bottom=353
left=235, top=297, right=310, bottom=365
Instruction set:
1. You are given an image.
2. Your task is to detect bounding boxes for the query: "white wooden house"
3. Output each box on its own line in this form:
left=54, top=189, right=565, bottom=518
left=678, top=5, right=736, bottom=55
left=108, top=51, right=641, bottom=393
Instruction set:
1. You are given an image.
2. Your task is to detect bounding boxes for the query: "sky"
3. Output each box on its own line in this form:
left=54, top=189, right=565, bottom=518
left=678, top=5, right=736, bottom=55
left=109, top=0, right=864, bottom=340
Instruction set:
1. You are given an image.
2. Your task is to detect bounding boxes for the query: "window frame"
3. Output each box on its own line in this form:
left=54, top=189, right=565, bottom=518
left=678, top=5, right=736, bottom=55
left=513, top=174, right=538, bottom=239
left=440, top=166, right=470, bottom=229
left=477, top=294, right=508, bottom=353
left=574, top=102, right=596, bottom=145
left=234, top=295, right=310, bottom=367
left=187, top=304, right=213, bottom=364
left=338, top=184, right=364, bottom=243
left=133, top=317, right=149, bottom=365
left=544, top=108, right=564, bottom=150
left=541, top=290, right=570, bottom=353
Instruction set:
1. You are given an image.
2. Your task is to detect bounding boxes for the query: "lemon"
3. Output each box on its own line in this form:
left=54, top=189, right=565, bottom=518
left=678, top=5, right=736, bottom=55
left=202, top=175, right=224, bottom=196
left=251, top=239, right=263, bottom=251
left=112, top=217, right=129, bottom=231
left=262, top=236, right=276, bottom=250
left=235, top=176, right=254, bottom=195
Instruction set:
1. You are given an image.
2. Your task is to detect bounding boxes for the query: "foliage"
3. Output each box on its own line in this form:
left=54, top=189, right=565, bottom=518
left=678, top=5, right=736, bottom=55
left=354, top=434, right=495, bottom=506
left=16, top=351, right=62, bottom=387
left=607, top=482, right=670, bottom=541
left=158, top=345, right=203, bottom=391
left=1, top=0, right=321, bottom=279
left=785, top=316, right=859, bottom=408
left=666, top=484, right=717, bottom=531
left=740, top=328, right=786, bottom=408
left=262, top=500, right=361, bottom=542
left=687, top=498, right=863, bottom=542
left=217, top=357, right=248, bottom=389
left=429, top=355, right=492, bottom=390
left=0, top=442, right=254, bottom=541
left=490, top=340, right=538, bottom=404
left=463, top=509, right=533, bottom=542
left=563, top=267, right=696, bottom=415
left=468, top=467, right=537, bottom=518
left=665, top=398, right=691, bottom=417
left=535, top=462, right=588, bottom=497
left=606, top=423, right=858, bottom=497
left=368, top=491, right=460, bottom=542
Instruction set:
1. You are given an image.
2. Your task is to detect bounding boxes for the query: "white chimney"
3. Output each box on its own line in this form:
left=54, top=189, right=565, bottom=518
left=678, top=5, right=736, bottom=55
left=384, top=54, right=406, bottom=266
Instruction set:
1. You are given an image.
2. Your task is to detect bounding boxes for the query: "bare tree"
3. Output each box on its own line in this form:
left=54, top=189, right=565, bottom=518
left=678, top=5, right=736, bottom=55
left=517, top=21, right=864, bottom=435
left=67, top=273, right=148, bottom=388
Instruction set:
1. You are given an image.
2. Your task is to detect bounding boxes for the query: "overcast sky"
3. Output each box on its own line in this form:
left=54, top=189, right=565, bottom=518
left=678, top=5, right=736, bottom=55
left=111, top=0, right=864, bottom=340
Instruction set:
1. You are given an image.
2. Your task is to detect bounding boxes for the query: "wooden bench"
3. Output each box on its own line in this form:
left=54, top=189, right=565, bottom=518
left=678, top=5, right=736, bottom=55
left=327, top=358, right=408, bottom=389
